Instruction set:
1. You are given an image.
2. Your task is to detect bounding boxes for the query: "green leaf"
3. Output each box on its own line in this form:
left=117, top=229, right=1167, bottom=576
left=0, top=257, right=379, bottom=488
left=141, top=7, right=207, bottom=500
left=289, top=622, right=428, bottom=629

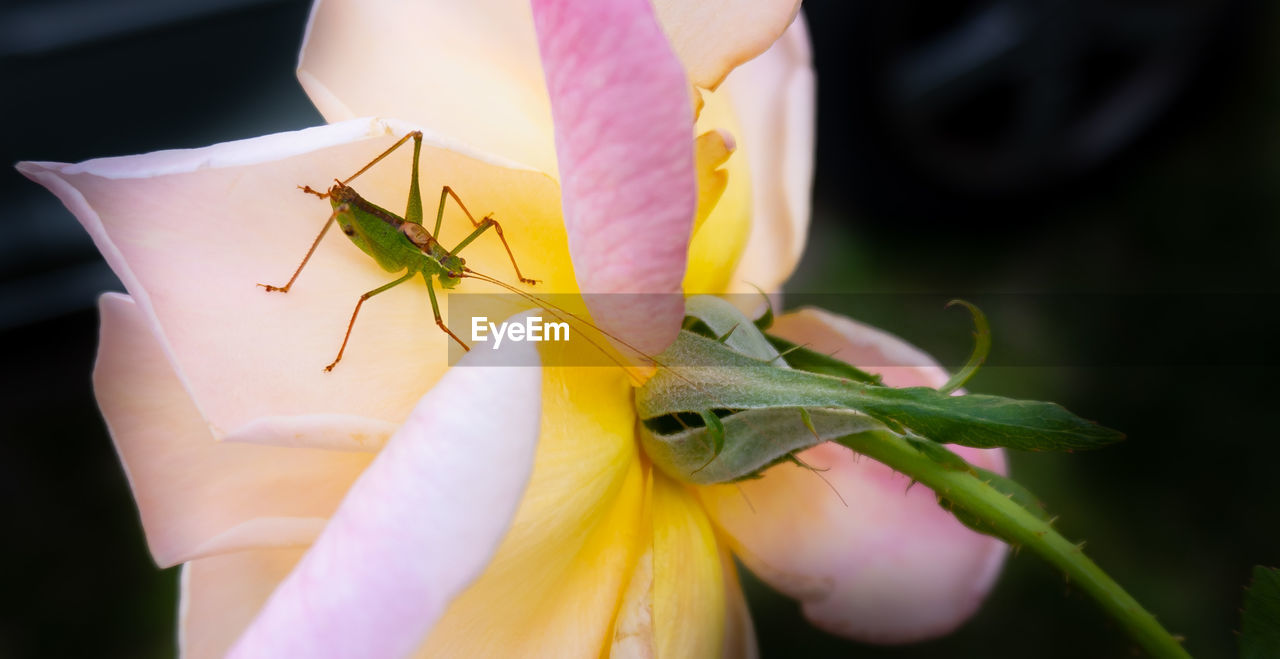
left=1241, top=566, right=1280, bottom=659
left=847, top=385, right=1125, bottom=451
left=642, top=332, right=1124, bottom=453
left=764, top=334, right=884, bottom=385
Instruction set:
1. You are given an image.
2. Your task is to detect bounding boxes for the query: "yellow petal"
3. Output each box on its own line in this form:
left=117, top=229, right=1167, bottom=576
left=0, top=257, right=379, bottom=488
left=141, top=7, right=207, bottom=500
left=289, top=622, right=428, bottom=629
left=652, top=474, right=727, bottom=658
left=609, top=473, right=736, bottom=659
left=684, top=90, right=752, bottom=295
left=418, top=366, right=645, bottom=656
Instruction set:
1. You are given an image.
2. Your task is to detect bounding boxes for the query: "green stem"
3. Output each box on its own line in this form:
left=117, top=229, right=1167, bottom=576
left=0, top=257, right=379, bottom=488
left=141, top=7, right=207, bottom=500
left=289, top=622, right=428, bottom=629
left=838, top=430, right=1191, bottom=659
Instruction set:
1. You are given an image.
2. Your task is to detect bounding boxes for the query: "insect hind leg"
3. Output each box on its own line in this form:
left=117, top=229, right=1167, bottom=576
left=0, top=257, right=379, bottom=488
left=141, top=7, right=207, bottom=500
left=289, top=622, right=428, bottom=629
left=436, top=186, right=539, bottom=285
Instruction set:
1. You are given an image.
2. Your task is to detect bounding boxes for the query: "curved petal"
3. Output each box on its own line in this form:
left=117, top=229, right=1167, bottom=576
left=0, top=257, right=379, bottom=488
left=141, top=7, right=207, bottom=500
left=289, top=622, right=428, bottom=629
left=608, top=472, right=734, bottom=659
left=531, top=0, right=696, bottom=355
left=652, top=0, right=802, bottom=90
left=720, top=543, right=759, bottom=659
left=179, top=548, right=305, bottom=659
left=683, top=111, right=752, bottom=296
left=96, top=293, right=370, bottom=567
left=417, top=366, right=644, bottom=656
left=296, top=0, right=800, bottom=176
left=612, top=541, right=656, bottom=658
left=702, top=308, right=1008, bottom=644
left=298, top=0, right=559, bottom=175
left=228, top=330, right=543, bottom=658
left=20, top=118, right=571, bottom=452
left=651, top=473, right=727, bottom=658
left=723, top=16, right=815, bottom=294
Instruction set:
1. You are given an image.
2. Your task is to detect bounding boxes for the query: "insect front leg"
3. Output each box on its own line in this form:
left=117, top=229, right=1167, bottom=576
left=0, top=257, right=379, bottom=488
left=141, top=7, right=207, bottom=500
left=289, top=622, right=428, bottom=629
left=425, top=273, right=471, bottom=351
left=325, top=271, right=416, bottom=371
left=258, top=204, right=346, bottom=293
left=435, top=186, right=539, bottom=285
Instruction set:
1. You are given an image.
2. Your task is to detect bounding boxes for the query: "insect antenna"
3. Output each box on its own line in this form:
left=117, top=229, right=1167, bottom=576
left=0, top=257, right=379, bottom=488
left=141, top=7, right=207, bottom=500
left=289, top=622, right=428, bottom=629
left=459, top=268, right=648, bottom=384
left=461, top=268, right=677, bottom=370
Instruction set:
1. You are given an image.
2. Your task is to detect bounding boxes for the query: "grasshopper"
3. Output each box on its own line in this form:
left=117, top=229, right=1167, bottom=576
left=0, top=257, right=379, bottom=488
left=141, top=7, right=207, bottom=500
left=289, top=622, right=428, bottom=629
left=259, top=131, right=539, bottom=371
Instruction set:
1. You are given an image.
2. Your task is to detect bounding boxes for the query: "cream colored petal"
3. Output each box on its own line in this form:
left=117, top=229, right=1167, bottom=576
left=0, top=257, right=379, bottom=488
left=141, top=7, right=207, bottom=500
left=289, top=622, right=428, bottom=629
left=96, top=293, right=370, bottom=567
left=179, top=548, right=305, bottom=659
left=298, top=0, right=558, bottom=175
left=22, top=118, right=571, bottom=452
left=417, top=366, right=646, bottom=656
left=723, top=16, right=815, bottom=293
left=298, top=0, right=800, bottom=175
left=652, top=0, right=802, bottom=90
left=703, top=308, right=1009, bottom=644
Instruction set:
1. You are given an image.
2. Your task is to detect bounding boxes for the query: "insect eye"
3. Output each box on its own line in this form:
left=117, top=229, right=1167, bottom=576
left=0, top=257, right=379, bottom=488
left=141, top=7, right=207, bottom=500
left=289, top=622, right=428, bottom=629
left=341, top=225, right=356, bottom=236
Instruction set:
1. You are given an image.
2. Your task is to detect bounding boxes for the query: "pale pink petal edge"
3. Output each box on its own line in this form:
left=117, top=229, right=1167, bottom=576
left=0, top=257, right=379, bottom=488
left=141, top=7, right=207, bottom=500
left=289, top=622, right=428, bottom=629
left=707, top=307, right=1008, bottom=644
left=228, top=327, right=543, bottom=658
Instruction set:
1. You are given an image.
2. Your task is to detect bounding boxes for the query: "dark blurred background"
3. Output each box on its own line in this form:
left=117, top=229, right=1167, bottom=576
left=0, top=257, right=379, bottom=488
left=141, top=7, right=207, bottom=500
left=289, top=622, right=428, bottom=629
left=1, top=0, right=1276, bottom=657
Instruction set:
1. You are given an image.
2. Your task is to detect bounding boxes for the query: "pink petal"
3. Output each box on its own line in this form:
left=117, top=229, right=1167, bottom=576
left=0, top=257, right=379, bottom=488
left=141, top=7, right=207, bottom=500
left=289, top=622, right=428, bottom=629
left=228, top=331, right=542, bottom=658
left=702, top=308, right=1008, bottom=643
left=96, top=293, right=370, bottom=567
left=652, top=0, right=802, bottom=90
left=20, top=118, right=569, bottom=452
left=531, top=0, right=696, bottom=355
left=723, top=16, right=815, bottom=293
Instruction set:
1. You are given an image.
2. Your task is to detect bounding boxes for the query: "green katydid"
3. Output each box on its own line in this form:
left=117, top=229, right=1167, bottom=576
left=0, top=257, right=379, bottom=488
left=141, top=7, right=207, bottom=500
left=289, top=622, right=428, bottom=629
left=258, top=131, right=540, bottom=371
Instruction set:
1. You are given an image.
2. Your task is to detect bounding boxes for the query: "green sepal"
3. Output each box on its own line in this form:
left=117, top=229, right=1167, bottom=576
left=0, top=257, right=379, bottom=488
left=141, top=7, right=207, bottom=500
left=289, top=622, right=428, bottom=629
left=683, top=295, right=783, bottom=364
left=1241, top=566, right=1280, bottom=659
left=639, top=331, right=1124, bottom=458
left=640, top=407, right=882, bottom=485
left=749, top=284, right=774, bottom=331
left=939, top=299, right=990, bottom=394
left=765, top=334, right=884, bottom=385
left=697, top=409, right=726, bottom=465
